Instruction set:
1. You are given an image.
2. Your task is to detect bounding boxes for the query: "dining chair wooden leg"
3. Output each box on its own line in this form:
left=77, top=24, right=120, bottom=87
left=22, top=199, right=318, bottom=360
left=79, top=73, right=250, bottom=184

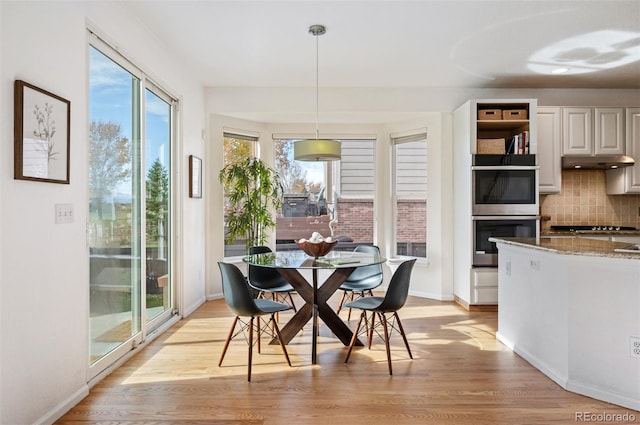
left=287, top=292, right=298, bottom=312
left=362, top=312, right=372, bottom=346
left=380, top=313, right=393, bottom=375
left=271, top=294, right=280, bottom=324
left=368, top=313, right=376, bottom=349
left=337, top=291, right=348, bottom=314
left=257, top=316, right=262, bottom=354
left=270, top=314, right=292, bottom=367
left=394, top=312, right=413, bottom=359
left=347, top=292, right=355, bottom=321
left=344, top=311, right=365, bottom=363
left=248, top=317, right=254, bottom=382
left=218, top=316, right=238, bottom=367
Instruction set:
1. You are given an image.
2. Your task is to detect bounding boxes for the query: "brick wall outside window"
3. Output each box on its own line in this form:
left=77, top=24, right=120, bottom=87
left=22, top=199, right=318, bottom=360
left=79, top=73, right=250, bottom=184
left=396, top=198, right=427, bottom=243
left=332, top=198, right=427, bottom=246
left=333, top=198, right=374, bottom=243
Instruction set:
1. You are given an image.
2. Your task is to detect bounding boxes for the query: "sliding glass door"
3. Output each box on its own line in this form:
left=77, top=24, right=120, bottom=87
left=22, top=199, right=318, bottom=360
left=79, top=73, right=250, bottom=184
left=88, top=37, right=175, bottom=371
left=144, top=87, right=172, bottom=324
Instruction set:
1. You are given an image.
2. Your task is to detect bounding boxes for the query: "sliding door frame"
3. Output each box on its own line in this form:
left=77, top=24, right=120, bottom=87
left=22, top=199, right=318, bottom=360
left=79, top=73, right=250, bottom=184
left=87, top=30, right=181, bottom=380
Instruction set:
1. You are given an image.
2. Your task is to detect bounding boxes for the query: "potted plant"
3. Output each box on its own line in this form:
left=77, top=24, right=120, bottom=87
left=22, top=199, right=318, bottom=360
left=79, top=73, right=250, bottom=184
left=219, top=157, right=283, bottom=253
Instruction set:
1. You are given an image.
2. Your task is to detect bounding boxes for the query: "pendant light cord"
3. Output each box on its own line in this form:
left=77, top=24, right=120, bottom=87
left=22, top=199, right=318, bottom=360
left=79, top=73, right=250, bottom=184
left=315, top=28, right=320, bottom=141
left=309, top=24, right=326, bottom=141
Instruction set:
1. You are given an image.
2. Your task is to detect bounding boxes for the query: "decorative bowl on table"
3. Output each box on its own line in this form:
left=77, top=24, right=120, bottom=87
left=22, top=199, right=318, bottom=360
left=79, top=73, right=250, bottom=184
left=296, top=239, right=337, bottom=258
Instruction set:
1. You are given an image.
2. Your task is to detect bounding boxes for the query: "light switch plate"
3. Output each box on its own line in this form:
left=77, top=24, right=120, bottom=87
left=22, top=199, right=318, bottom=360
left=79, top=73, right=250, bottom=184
left=55, top=203, right=74, bottom=224
left=631, top=336, right=640, bottom=359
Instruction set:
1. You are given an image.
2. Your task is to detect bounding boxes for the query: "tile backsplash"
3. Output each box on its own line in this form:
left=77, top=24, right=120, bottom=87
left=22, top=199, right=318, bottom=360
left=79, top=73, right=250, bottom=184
left=540, top=169, right=640, bottom=232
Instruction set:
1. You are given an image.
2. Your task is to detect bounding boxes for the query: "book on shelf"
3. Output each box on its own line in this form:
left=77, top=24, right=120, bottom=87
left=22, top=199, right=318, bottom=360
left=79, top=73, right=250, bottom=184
left=505, top=130, right=530, bottom=154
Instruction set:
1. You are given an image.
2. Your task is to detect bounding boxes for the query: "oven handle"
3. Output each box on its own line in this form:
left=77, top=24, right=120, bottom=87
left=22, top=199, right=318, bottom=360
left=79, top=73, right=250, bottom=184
left=472, top=215, right=540, bottom=221
left=471, top=165, right=540, bottom=171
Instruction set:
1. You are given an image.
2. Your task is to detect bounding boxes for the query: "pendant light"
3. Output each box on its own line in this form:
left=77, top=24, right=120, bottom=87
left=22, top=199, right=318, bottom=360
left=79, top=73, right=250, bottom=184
left=294, top=24, right=341, bottom=161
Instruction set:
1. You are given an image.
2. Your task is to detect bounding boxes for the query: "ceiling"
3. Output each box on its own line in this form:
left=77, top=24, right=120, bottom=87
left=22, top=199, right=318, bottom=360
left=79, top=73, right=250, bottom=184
left=123, top=0, right=640, bottom=90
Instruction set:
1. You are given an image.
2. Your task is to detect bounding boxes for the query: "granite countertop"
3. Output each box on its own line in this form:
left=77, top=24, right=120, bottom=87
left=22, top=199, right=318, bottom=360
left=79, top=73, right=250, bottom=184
left=541, top=230, right=640, bottom=237
left=489, top=236, right=640, bottom=259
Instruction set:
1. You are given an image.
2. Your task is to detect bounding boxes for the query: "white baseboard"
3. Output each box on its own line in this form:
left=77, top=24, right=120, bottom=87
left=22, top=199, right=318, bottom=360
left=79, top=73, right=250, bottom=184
left=567, top=380, right=640, bottom=412
left=183, top=295, right=207, bottom=317
left=409, top=289, right=454, bottom=301
left=496, top=332, right=569, bottom=389
left=497, top=332, right=640, bottom=411
left=206, top=292, right=223, bottom=301
left=34, top=385, right=89, bottom=425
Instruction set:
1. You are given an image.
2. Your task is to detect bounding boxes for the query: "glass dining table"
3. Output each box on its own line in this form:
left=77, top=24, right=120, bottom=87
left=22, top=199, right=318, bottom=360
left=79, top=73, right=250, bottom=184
left=243, top=249, right=386, bottom=364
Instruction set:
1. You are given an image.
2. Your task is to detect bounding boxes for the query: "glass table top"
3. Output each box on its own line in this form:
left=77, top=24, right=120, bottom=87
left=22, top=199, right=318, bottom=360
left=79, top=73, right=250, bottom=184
left=242, top=250, right=386, bottom=269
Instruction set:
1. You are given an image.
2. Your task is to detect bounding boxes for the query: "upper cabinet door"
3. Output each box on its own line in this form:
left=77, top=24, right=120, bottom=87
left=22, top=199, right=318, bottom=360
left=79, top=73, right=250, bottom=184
left=562, top=107, right=592, bottom=155
left=606, top=108, right=640, bottom=194
left=538, top=107, right=562, bottom=194
left=594, top=107, right=625, bottom=155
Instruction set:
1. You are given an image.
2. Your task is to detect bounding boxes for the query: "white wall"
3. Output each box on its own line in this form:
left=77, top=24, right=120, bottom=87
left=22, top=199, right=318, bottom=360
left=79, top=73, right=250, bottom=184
left=0, top=2, right=205, bottom=424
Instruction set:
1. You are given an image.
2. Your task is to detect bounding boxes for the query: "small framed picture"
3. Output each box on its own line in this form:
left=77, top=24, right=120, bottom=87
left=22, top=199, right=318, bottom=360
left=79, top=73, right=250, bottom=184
left=14, top=80, right=70, bottom=184
left=189, top=155, right=202, bottom=198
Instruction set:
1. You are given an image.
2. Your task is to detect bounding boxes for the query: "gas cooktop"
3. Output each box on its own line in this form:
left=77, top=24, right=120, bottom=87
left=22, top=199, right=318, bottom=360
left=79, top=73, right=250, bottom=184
left=550, top=225, right=637, bottom=232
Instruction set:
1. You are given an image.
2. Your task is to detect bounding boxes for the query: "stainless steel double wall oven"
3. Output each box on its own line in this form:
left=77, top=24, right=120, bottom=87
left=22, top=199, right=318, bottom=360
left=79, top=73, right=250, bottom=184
left=472, top=154, right=540, bottom=266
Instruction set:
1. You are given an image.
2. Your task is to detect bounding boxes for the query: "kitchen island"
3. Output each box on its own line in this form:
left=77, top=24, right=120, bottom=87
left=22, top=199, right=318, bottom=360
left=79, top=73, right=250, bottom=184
left=490, top=237, right=640, bottom=411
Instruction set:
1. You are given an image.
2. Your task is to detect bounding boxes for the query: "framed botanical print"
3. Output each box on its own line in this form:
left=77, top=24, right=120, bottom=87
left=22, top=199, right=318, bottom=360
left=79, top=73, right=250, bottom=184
left=14, top=80, right=71, bottom=184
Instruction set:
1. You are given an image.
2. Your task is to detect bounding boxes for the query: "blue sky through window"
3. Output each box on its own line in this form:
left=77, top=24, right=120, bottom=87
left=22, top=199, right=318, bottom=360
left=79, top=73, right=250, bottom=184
left=89, top=46, right=170, bottom=197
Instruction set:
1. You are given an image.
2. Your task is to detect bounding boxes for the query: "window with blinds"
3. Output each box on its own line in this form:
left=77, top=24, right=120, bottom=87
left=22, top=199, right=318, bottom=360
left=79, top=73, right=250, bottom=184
left=338, top=139, right=375, bottom=198
left=393, top=132, right=427, bottom=258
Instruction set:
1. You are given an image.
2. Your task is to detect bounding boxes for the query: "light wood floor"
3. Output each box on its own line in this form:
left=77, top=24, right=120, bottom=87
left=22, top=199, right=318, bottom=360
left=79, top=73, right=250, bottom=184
left=57, top=294, right=637, bottom=424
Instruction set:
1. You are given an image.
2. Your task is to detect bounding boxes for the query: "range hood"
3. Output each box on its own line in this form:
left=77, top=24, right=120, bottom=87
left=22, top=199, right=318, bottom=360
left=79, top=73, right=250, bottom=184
left=562, top=155, right=635, bottom=169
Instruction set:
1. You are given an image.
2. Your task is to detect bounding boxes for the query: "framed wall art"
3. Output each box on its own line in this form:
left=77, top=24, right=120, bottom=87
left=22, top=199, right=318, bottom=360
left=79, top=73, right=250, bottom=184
left=189, top=155, right=202, bottom=198
left=14, top=80, right=70, bottom=184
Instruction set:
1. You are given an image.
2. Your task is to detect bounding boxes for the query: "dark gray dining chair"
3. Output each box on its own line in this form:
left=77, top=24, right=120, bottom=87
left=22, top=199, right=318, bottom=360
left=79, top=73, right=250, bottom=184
left=344, top=258, right=417, bottom=375
left=336, top=245, right=383, bottom=320
left=248, top=246, right=297, bottom=312
left=217, top=262, right=292, bottom=382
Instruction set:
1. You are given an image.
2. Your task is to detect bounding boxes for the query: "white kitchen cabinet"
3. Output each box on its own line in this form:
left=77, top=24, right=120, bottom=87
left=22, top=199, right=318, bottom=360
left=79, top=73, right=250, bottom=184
left=471, top=268, right=498, bottom=305
left=562, top=107, right=592, bottom=155
left=607, top=108, right=640, bottom=194
left=452, top=98, right=537, bottom=307
left=495, top=240, right=640, bottom=411
left=562, top=107, right=625, bottom=156
left=595, top=107, right=625, bottom=154
left=537, top=107, right=561, bottom=194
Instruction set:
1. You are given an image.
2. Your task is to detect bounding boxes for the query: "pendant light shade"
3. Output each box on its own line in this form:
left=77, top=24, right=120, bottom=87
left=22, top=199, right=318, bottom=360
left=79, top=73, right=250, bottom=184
left=294, top=24, right=341, bottom=162
left=294, top=139, right=341, bottom=161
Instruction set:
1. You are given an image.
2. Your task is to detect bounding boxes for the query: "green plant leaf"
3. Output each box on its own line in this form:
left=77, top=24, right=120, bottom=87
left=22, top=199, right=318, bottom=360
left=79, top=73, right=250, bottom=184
left=219, top=157, right=283, bottom=253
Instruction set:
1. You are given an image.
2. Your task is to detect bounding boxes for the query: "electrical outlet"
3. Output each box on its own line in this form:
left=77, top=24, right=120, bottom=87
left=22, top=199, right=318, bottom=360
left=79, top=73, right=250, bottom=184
left=55, top=203, right=74, bottom=224
left=631, top=336, right=640, bottom=359
left=529, top=259, right=540, bottom=271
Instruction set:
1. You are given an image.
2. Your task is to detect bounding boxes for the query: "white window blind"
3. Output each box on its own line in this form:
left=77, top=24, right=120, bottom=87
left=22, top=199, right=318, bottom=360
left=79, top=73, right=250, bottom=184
left=393, top=133, right=427, bottom=197
left=339, top=139, right=375, bottom=197
left=223, top=128, right=259, bottom=142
